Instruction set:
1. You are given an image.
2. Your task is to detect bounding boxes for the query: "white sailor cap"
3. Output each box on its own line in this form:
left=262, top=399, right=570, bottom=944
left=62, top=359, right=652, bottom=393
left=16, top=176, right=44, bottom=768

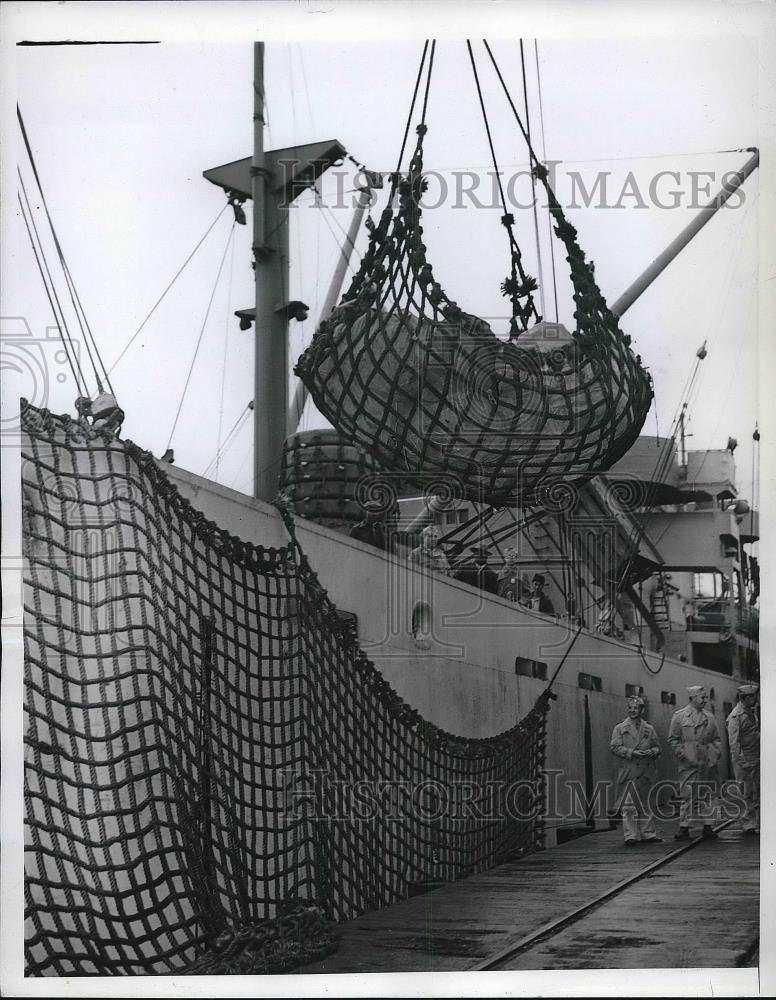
left=737, top=684, right=759, bottom=696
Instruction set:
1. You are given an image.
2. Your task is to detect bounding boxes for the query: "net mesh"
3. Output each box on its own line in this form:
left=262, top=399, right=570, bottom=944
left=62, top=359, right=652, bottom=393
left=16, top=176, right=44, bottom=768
left=296, top=127, right=653, bottom=506
left=22, top=400, right=551, bottom=976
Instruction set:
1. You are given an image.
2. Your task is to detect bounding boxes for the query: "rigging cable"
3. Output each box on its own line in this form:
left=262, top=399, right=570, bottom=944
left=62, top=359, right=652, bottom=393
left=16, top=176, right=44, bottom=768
left=165, top=221, right=237, bottom=453
left=534, top=40, right=559, bottom=323
left=17, top=108, right=111, bottom=398
left=215, top=232, right=237, bottom=482
left=318, top=199, right=360, bottom=263
left=624, top=170, right=757, bottom=515
left=614, top=216, right=752, bottom=571
left=202, top=402, right=253, bottom=480
left=614, top=344, right=709, bottom=590
left=17, top=184, right=87, bottom=399
left=110, top=202, right=230, bottom=374
left=297, top=44, right=315, bottom=128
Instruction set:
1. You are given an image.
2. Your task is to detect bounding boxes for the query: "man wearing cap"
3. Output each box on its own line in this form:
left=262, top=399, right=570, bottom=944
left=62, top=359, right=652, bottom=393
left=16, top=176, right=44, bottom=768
left=497, top=548, right=523, bottom=603
left=409, top=525, right=451, bottom=576
left=726, top=684, right=760, bottom=835
left=610, top=696, right=663, bottom=846
left=668, top=685, right=722, bottom=840
left=528, top=573, right=555, bottom=615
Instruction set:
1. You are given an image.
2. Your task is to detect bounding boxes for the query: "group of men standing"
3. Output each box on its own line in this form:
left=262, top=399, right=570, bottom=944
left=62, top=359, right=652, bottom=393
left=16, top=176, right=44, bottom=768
left=610, top=683, right=760, bottom=846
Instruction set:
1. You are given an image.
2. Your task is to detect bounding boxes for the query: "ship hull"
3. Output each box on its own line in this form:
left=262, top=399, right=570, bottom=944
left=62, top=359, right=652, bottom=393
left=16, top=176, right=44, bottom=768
left=168, top=461, right=744, bottom=836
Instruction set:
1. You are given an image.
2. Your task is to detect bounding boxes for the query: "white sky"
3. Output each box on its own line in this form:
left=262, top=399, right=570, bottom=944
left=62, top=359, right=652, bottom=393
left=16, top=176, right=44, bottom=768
left=6, top=17, right=767, bottom=501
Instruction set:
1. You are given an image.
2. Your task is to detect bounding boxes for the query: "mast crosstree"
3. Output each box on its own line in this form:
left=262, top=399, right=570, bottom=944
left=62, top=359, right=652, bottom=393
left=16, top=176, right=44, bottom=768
left=203, top=41, right=346, bottom=501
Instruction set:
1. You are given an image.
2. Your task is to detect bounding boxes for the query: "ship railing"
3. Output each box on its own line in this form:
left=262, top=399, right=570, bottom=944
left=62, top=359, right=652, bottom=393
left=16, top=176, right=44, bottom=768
left=686, top=603, right=758, bottom=642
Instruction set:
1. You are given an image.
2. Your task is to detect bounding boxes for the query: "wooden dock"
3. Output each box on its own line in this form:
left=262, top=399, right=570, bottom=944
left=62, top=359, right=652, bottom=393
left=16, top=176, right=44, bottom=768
left=300, top=820, right=759, bottom=974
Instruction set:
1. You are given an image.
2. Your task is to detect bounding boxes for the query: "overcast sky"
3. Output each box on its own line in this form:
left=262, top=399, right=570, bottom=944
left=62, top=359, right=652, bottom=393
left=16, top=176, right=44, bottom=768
left=4, top=4, right=769, bottom=505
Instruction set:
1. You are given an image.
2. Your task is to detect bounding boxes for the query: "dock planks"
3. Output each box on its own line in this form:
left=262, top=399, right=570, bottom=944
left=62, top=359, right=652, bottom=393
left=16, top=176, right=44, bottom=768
left=299, top=823, right=759, bottom=974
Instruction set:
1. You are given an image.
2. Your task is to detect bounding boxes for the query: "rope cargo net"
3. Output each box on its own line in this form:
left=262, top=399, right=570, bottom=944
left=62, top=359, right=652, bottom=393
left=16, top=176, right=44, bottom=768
left=21, top=401, right=551, bottom=976
left=296, top=126, right=653, bottom=507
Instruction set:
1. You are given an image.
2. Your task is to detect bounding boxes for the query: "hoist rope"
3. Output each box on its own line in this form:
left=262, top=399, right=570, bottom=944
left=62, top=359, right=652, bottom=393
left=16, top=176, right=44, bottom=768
left=481, top=41, right=546, bottom=185
left=394, top=40, right=431, bottom=179
left=520, top=39, right=546, bottom=321
left=165, top=222, right=236, bottom=453
left=534, top=40, right=559, bottom=323
left=466, top=40, right=539, bottom=335
left=110, top=203, right=230, bottom=374
left=17, top=109, right=112, bottom=398
left=299, top=38, right=652, bottom=506
left=420, top=39, right=436, bottom=124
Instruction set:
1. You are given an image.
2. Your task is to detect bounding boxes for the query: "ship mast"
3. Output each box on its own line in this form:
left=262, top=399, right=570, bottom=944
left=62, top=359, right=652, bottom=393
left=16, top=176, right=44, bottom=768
left=203, top=41, right=346, bottom=501
left=251, top=42, right=287, bottom=501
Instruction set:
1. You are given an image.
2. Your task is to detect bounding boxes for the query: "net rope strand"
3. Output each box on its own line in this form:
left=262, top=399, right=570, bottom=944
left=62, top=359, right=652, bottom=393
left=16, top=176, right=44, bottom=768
left=22, top=399, right=552, bottom=976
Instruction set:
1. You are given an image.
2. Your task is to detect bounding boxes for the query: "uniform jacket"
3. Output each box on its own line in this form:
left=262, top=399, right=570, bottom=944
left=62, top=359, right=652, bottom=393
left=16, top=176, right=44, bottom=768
left=610, top=717, right=661, bottom=805
left=668, top=704, right=721, bottom=776
left=529, top=592, right=555, bottom=615
left=497, top=569, right=522, bottom=602
left=726, top=701, right=760, bottom=769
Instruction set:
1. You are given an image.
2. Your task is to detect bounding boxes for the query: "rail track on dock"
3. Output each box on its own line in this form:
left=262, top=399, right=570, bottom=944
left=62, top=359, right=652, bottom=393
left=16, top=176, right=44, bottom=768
left=472, top=819, right=756, bottom=971
left=298, top=818, right=758, bottom=974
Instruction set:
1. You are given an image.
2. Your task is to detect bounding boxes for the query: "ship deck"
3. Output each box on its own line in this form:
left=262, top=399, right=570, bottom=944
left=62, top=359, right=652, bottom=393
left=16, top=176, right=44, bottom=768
left=299, top=817, right=759, bottom=974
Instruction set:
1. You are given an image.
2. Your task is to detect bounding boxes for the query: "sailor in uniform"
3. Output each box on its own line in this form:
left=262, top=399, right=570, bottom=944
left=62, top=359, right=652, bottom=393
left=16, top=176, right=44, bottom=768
left=497, top=548, right=527, bottom=603
left=726, top=683, right=760, bottom=835
left=610, top=695, right=662, bottom=845
left=527, top=573, right=555, bottom=615
left=668, top=684, right=722, bottom=840
left=409, top=524, right=451, bottom=576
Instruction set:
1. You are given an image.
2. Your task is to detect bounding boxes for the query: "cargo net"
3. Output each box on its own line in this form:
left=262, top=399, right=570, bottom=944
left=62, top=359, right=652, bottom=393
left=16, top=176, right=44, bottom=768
left=21, top=400, right=552, bottom=977
left=296, top=125, right=653, bottom=507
